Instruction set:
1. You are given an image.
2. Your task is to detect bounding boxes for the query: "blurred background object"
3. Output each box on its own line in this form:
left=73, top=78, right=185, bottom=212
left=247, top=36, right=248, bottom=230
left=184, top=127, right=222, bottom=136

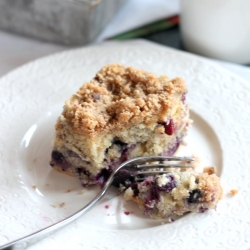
left=106, top=16, right=179, bottom=41
left=95, top=0, right=179, bottom=41
left=180, top=0, right=250, bottom=64
left=0, top=0, right=180, bottom=76
left=0, top=0, right=125, bottom=45
left=0, top=0, right=250, bottom=80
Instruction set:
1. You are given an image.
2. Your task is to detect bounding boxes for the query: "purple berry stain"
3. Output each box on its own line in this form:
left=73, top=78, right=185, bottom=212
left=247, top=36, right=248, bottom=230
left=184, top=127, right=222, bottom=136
left=124, top=211, right=130, bottom=215
left=199, top=207, right=208, bottom=213
left=144, top=175, right=176, bottom=208
left=181, top=93, right=186, bottom=103
left=95, top=167, right=112, bottom=188
left=91, top=92, right=101, bottom=101
left=157, top=175, right=176, bottom=192
left=165, top=118, right=175, bottom=135
left=105, top=205, right=109, bottom=209
left=130, top=183, right=139, bottom=197
left=158, top=118, right=175, bottom=135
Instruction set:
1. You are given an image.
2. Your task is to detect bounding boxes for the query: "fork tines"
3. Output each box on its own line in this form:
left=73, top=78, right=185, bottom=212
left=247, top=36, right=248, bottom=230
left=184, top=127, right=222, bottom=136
left=127, top=156, right=194, bottom=178
left=126, top=155, right=194, bottom=167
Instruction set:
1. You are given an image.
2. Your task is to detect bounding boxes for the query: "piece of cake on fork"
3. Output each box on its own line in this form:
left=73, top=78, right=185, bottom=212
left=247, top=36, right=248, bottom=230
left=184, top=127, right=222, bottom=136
left=50, top=64, right=191, bottom=187
left=123, top=167, right=223, bottom=219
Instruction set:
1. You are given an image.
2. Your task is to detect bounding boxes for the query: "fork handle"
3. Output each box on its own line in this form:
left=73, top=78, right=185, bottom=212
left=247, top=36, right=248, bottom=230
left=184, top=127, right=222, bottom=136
left=0, top=186, right=109, bottom=250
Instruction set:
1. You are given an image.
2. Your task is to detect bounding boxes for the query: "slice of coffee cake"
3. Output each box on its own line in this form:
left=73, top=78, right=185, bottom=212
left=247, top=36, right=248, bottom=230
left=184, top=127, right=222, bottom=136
left=50, top=64, right=191, bottom=186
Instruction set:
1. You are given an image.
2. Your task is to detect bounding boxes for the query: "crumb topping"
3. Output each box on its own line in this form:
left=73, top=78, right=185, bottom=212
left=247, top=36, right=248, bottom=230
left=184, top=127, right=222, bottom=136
left=197, top=173, right=223, bottom=202
left=61, top=64, right=187, bottom=139
left=203, top=166, right=215, bottom=175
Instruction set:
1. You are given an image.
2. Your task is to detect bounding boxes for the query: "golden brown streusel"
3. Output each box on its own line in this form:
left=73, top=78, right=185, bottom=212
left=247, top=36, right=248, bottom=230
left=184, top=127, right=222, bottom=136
left=61, top=63, right=186, bottom=139
left=203, top=166, right=215, bottom=175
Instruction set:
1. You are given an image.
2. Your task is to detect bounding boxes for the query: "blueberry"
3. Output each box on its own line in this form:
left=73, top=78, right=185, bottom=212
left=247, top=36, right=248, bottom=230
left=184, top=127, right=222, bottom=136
left=113, top=140, right=127, bottom=147
left=145, top=185, right=160, bottom=207
left=157, top=174, right=177, bottom=192
left=95, top=167, right=113, bottom=188
left=50, top=150, right=71, bottom=170
left=105, top=139, right=128, bottom=155
left=51, top=151, right=64, bottom=163
left=188, top=189, right=203, bottom=203
left=76, top=167, right=90, bottom=176
left=130, top=183, right=139, bottom=197
left=112, top=166, right=135, bottom=187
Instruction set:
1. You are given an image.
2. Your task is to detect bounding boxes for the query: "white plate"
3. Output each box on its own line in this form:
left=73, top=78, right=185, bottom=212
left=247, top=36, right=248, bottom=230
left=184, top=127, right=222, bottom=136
left=1, top=40, right=250, bottom=250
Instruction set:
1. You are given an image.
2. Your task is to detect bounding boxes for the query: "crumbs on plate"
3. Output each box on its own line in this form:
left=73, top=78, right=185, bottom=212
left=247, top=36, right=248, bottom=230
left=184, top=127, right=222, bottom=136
left=230, top=189, right=238, bottom=195
left=51, top=202, right=66, bottom=208
left=60, top=202, right=66, bottom=207
left=80, top=188, right=87, bottom=194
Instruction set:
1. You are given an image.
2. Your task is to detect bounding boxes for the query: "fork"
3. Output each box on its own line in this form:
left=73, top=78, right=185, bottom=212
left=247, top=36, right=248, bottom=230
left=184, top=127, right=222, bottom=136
left=0, top=156, right=193, bottom=250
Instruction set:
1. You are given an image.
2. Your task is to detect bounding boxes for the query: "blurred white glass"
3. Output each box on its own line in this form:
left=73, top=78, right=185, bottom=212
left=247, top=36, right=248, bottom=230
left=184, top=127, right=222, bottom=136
left=180, top=0, right=250, bottom=64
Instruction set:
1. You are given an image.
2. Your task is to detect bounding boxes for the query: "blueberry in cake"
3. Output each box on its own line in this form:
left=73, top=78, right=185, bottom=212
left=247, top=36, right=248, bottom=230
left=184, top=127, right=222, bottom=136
left=123, top=167, right=223, bottom=219
left=50, top=64, right=191, bottom=187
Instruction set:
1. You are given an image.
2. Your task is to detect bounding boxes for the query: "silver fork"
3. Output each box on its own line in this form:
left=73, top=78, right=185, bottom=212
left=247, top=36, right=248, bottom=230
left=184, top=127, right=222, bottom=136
left=0, top=156, right=193, bottom=250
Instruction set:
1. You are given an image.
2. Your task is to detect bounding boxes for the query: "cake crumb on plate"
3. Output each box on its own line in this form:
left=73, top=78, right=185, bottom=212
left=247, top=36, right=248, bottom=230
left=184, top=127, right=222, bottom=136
left=59, top=202, right=66, bottom=207
left=230, top=189, right=238, bottom=195
left=80, top=188, right=87, bottom=194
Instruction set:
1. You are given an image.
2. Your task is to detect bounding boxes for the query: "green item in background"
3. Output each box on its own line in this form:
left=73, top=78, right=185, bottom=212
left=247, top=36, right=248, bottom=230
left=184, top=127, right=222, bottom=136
left=108, top=15, right=179, bottom=40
